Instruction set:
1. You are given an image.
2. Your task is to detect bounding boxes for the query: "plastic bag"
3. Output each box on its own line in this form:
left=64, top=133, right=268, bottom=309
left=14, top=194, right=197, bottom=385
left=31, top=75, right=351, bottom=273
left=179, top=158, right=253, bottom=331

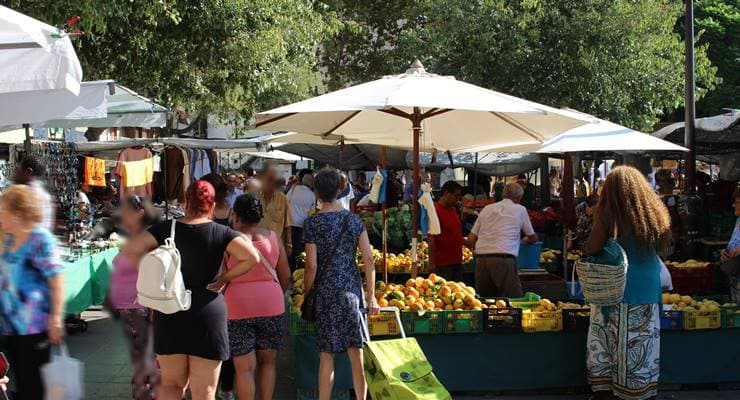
left=659, top=259, right=673, bottom=291
left=41, top=344, right=84, bottom=400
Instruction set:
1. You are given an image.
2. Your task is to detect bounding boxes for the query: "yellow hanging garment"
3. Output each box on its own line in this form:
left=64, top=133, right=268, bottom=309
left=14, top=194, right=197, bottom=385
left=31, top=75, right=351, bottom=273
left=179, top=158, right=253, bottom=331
left=121, top=158, right=154, bottom=187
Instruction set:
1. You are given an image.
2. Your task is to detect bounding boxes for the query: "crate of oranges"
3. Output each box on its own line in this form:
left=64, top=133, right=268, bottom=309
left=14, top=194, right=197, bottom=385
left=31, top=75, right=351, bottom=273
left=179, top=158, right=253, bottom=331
left=374, top=274, right=485, bottom=312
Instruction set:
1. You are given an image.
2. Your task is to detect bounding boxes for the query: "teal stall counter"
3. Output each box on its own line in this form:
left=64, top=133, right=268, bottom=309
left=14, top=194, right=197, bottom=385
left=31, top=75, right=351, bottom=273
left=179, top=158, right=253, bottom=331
left=62, top=248, right=119, bottom=315
left=295, top=329, right=740, bottom=393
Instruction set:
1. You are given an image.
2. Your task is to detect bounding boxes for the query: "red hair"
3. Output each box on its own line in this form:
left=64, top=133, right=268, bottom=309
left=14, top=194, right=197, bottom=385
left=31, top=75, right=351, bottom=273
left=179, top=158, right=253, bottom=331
left=186, top=180, right=215, bottom=216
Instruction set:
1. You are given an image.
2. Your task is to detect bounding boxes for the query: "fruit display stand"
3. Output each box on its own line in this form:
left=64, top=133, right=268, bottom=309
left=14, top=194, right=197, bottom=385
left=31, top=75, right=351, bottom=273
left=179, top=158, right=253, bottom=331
left=292, top=283, right=740, bottom=398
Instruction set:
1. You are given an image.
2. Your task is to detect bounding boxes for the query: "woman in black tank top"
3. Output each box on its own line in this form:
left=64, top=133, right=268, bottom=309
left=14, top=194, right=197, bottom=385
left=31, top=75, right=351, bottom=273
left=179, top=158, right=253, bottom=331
left=202, top=173, right=232, bottom=226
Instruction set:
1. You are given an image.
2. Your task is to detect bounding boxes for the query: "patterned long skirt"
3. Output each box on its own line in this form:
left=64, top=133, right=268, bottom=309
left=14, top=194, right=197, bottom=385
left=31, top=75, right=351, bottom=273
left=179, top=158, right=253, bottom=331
left=115, top=308, right=160, bottom=400
left=587, top=303, right=660, bottom=400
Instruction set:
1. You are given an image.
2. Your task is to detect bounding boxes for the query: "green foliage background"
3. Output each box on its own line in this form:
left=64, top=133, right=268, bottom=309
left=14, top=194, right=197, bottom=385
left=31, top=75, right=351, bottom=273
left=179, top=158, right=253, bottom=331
left=9, top=0, right=738, bottom=129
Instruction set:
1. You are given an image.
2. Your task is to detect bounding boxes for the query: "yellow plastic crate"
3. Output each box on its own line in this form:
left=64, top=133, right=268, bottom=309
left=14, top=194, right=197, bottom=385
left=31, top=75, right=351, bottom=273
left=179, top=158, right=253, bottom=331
left=521, top=310, right=563, bottom=333
left=368, top=311, right=401, bottom=336
left=683, top=309, right=721, bottom=330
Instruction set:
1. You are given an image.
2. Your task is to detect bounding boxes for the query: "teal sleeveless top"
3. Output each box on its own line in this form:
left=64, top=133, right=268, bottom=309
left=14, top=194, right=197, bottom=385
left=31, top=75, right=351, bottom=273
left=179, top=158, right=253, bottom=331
left=619, top=235, right=662, bottom=305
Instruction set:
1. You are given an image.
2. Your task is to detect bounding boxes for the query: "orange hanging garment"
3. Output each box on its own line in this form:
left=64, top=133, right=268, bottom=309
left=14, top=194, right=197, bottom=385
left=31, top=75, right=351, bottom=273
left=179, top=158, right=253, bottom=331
left=84, top=157, right=107, bottom=187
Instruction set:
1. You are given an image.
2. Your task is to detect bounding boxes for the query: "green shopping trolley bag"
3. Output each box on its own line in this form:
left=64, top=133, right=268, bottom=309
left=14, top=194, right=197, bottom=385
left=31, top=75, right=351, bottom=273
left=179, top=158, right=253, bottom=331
left=363, top=307, right=452, bottom=400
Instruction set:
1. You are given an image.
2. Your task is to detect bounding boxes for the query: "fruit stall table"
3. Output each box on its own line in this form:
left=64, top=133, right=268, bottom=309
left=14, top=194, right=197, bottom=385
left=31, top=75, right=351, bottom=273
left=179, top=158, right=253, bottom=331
left=293, top=329, right=740, bottom=396
left=62, top=247, right=119, bottom=315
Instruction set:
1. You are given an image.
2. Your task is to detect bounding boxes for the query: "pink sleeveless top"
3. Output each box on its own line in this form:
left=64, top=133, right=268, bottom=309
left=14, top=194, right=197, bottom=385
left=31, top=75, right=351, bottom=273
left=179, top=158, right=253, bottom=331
left=224, top=231, right=284, bottom=320
left=109, top=253, right=142, bottom=310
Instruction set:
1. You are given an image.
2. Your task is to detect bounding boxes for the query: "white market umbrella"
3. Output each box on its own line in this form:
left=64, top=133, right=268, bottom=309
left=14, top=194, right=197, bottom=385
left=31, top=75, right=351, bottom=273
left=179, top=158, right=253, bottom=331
left=256, top=60, right=589, bottom=153
left=37, top=84, right=168, bottom=128
left=495, top=109, right=689, bottom=153
left=0, top=6, right=82, bottom=94
left=0, top=80, right=110, bottom=129
left=256, top=60, right=590, bottom=268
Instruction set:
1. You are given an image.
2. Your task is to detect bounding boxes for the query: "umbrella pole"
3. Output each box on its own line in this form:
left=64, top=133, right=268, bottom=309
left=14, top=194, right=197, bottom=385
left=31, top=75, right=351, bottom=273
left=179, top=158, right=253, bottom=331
left=411, top=108, right=421, bottom=278
left=381, top=146, right=388, bottom=284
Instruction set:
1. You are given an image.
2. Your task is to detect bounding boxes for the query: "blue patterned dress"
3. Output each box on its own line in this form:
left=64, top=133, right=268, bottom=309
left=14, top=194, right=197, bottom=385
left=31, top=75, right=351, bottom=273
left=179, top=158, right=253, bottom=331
left=303, top=210, right=368, bottom=353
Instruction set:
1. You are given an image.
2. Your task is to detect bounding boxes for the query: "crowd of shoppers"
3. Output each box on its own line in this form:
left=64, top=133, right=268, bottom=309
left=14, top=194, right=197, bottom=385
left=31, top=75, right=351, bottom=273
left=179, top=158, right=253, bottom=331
left=10, top=153, right=735, bottom=400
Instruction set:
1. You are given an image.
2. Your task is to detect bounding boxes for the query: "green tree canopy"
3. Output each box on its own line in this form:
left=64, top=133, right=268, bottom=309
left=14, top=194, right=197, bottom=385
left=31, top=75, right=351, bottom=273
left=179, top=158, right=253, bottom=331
left=9, top=0, right=336, bottom=126
left=320, top=0, right=719, bottom=131
left=694, top=0, right=740, bottom=115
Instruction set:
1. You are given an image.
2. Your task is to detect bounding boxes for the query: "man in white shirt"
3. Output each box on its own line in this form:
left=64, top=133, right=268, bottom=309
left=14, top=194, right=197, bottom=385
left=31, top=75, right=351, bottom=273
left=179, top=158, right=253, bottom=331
left=286, top=170, right=315, bottom=269
left=224, top=173, right=244, bottom=207
left=467, top=182, right=538, bottom=297
left=15, top=156, right=55, bottom=232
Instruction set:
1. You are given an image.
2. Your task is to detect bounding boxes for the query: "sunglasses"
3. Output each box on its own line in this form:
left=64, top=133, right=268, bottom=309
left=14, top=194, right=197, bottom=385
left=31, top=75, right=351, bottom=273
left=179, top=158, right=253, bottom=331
left=131, top=195, right=143, bottom=210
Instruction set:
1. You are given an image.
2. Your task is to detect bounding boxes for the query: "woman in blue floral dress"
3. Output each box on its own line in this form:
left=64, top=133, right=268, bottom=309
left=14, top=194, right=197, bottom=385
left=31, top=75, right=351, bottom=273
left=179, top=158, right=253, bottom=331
left=303, top=168, right=379, bottom=400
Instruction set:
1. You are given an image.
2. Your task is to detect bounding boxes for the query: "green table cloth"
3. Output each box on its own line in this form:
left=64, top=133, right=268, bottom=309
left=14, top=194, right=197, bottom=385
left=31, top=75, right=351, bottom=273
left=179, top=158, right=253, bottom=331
left=62, top=248, right=119, bottom=315
left=295, top=329, right=740, bottom=393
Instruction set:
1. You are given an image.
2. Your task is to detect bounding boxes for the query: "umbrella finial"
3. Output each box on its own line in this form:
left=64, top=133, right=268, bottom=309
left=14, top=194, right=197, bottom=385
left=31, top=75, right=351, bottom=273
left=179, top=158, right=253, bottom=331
left=405, top=59, right=426, bottom=75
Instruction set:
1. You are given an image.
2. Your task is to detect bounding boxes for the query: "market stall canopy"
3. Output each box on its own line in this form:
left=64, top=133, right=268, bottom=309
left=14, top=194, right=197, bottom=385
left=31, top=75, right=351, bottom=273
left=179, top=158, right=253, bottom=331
left=72, top=137, right=259, bottom=153
left=494, top=109, right=688, bottom=153
left=0, top=80, right=110, bottom=129
left=257, top=131, right=344, bottom=146
left=275, top=142, right=410, bottom=170
left=0, top=6, right=82, bottom=94
left=652, top=110, right=740, bottom=155
left=410, top=151, right=541, bottom=176
left=37, top=84, right=168, bottom=128
left=255, top=60, right=590, bottom=153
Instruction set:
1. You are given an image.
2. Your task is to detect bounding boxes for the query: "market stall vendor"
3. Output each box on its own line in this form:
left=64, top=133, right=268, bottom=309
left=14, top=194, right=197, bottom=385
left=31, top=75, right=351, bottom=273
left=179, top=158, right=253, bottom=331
left=467, top=182, right=537, bottom=297
left=428, top=181, right=464, bottom=281
left=569, top=193, right=599, bottom=251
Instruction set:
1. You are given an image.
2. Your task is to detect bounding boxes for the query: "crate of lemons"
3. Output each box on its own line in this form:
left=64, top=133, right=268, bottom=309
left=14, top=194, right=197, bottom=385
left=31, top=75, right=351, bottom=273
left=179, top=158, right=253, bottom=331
left=661, top=293, right=724, bottom=330
left=518, top=299, right=586, bottom=333
left=664, top=259, right=711, bottom=269
left=373, top=242, right=474, bottom=274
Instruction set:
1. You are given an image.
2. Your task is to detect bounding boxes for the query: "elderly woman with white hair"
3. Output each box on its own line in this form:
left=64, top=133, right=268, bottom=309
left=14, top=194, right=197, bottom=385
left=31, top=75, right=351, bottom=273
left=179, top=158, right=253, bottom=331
left=466, top=182, right=538, bottom=297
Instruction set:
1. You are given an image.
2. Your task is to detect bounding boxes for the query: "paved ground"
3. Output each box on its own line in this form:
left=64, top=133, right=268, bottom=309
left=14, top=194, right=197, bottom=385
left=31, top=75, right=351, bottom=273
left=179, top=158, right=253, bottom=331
left=67, top=310, right=740, bottom=400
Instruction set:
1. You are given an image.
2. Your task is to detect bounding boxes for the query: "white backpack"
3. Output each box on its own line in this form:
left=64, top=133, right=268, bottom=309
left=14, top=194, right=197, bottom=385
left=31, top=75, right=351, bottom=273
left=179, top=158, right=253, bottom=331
left=137, top=220, right=191, bottom=314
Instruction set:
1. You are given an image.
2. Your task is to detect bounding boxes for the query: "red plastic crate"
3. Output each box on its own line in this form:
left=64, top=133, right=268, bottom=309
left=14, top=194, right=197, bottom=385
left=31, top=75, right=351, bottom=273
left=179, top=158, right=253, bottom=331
left=667, top=263, right=716, bottom=294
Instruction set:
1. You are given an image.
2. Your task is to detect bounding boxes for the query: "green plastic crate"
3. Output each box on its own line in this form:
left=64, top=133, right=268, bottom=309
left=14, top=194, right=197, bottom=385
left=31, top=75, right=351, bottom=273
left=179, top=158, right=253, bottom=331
left=290, top=310, right=316, bottom=336
left=401, top=310, right=445, bottom=335
left=720, top=304, right=740, bottom=328
left=509, top=292, right=542, bottom=310
left=443, top=310, right=482, bottom=333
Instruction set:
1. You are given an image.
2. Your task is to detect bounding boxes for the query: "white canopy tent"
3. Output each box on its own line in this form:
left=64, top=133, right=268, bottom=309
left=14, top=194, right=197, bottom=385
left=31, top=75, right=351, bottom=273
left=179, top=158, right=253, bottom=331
left=0, top=80, right=111, bottom=130
left=494, top=109, right=688, bottom=153
left=36, top=84, right=168, bottom=128
left=0, top=6, right=82, bottom=94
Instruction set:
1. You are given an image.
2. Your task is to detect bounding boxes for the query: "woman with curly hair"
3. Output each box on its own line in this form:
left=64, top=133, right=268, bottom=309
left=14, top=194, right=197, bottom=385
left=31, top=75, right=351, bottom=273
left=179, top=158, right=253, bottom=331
left=224, top=194, right=290, bottom=400
left=583, top=166, right=671, bottom=400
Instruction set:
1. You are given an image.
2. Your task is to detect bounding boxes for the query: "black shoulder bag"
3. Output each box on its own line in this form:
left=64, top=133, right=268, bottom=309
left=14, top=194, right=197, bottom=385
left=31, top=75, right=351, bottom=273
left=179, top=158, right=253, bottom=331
left=301, top=215, right=351, bottom=322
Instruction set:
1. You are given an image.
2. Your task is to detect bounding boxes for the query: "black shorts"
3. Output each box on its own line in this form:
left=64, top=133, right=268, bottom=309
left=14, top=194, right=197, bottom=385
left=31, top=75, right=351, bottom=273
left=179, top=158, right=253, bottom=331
left=228, top=314, right=285, bottom=357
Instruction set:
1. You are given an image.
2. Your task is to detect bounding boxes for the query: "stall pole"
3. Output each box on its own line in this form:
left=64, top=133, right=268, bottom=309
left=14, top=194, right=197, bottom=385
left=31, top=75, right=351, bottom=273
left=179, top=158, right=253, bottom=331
left=411, top=107, right=421, bottom=278
left=381, top=146, right=388, bottom=283
left=23, top=123, right=31, bottom=153
left=163, top=146, right=169, bottom=220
